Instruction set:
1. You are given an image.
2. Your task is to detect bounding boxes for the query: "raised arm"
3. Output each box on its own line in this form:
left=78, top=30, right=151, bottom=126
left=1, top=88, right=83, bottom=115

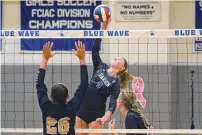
left=36, top=42, right=55, bottom=110
left=92, top=19, right=111, bottom=74
left=70, top=41, right=88, bottom=111
left=92, top=38, right=103, bottom=74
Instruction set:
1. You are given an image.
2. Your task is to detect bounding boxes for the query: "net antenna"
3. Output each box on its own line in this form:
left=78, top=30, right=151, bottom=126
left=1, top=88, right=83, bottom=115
left=190, top=70, right=195, bottom=133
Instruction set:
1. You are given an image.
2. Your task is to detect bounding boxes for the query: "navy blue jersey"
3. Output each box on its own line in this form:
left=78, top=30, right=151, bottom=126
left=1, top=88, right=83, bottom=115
left=36, top=65, right=88, bottom=135
left=81, top=38, right=120, bottom=113
left=125, top=110, right=147, bottom=135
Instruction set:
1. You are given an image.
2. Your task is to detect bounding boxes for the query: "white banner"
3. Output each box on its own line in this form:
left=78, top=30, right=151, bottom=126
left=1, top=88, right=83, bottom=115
left=115, top=1, right=161, bottom=22
left=1, top=29, right=202, bottom=38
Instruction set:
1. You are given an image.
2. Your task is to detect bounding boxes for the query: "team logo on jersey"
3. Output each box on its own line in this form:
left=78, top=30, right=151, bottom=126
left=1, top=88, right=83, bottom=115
left=98, top=73, right=111, bottom=87
left=96, top=81, right=103, bottom=89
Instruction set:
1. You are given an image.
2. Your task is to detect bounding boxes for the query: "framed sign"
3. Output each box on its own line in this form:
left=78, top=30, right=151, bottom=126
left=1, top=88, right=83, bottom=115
left=115, top=1, right=161, bottom=22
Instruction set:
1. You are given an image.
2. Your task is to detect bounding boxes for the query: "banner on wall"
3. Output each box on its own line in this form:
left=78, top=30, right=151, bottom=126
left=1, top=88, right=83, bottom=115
left=194, top=1, right=202, bottom=52
left=20, top=0, right=101, bottom=51
left=0, top=1, right=2, bottom=51
left=115, top=1, right=161, bottom=22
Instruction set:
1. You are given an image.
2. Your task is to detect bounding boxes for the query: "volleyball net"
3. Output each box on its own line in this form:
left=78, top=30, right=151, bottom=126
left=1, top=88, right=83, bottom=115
left=1, top=30, right=202, bottom=135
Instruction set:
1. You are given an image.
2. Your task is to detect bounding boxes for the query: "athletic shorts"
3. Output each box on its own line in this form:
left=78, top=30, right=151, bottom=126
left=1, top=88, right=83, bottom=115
left=77, top=104, right=105, bottom=124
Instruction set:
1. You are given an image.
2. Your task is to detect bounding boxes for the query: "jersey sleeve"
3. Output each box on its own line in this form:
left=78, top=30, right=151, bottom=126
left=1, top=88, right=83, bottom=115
left=36, top=68, right=50, bottom=111
left=108, top=79, right=120, bottom=113
left=70, top=65, right=88, bottom=111
left=92, top=38, right=103, bottom=74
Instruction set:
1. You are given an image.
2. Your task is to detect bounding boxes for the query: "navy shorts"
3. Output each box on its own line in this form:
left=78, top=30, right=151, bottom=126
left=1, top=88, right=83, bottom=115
left=77, top=104, right=105, bottom=124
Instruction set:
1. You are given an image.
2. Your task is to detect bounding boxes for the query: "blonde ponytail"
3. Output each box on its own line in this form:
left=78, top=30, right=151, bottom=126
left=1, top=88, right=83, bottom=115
left=118, top=72, right=134, bottom=90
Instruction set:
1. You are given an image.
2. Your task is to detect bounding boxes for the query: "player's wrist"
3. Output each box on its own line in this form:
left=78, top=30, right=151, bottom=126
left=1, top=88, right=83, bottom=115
left=104, top=111, right=112, bottom=121
left=79, top=59, right=86, bottom=65
left=42, top=57, right=49, bottom=62
left=40, top=58, right=48, bottom=69
left=102, top=115, right=109, bottom=122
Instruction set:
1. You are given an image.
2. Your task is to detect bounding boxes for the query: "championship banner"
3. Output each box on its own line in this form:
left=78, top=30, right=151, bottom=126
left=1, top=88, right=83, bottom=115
left=195, top=1, right=202, bottom=52
left=115, top=1, right=161, bottom=22
left=0, top=1, right=2, bottom=51
left=20, top=0, right=101, bottom=52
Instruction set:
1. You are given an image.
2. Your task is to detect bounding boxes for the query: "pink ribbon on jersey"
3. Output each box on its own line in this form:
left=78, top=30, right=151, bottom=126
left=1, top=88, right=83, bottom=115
left=132, top=77, right=146, bottom=108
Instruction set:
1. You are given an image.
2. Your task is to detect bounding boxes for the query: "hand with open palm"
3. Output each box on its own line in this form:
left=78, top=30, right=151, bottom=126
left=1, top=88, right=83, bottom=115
left=42, top=41, right=56, bottom=60
left=72, top=40, right=86, bottom=60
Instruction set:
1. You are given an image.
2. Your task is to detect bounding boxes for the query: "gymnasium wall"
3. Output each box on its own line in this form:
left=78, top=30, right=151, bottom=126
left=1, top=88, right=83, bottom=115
left=169, top=1, right=202, bottom=65
left=169, top=1, right=202, bottom=129
left=2, top=1, right=170, bottom=65
left=1, top=1, right=202, bottom=133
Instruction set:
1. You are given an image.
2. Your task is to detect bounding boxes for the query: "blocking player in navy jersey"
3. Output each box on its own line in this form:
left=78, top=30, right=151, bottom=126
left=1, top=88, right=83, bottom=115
left=76, top=20, right=130, bottom=134
left=36, top=41, right=88, bottom=135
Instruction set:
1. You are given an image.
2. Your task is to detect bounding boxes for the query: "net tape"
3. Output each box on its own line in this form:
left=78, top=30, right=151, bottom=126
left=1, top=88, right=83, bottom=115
left=1, top=128, right=202, bottom=134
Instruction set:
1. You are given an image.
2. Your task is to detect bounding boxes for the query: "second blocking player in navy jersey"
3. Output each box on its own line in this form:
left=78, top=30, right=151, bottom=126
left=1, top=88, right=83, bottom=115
left=36, top=41, right=88, bottom=135
left=76, top=20, right=131, bottom=134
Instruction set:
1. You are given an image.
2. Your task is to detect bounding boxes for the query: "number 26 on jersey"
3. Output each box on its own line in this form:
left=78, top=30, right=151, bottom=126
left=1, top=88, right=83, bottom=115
left=46, top=117, right=70, bottom=134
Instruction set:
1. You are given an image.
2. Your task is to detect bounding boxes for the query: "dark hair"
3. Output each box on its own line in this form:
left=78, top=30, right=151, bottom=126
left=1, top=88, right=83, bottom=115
left=51, top=83, right=69, bottom=104
left=117, top=58, right=134, bottom=89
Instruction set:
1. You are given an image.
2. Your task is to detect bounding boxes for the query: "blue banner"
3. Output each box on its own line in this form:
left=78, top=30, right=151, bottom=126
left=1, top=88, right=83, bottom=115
left=195, top=1, right=202, bottom=51
left=0, top=1, right=2, bottom=51
left=20, top=0, right=101, bottom=51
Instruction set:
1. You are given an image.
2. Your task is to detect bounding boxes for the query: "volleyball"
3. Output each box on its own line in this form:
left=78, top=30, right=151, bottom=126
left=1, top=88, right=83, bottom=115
left=93, top=5, right=111, bottom=22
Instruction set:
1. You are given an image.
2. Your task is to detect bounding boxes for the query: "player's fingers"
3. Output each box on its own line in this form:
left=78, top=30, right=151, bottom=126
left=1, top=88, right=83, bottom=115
left=44, top=43, right=49, bottom=50
left=50, top=42, right=54, bottom=50
left=80, top=41, right=83, bottom=49
left=81, top=42, right=85, bottom=50
left=43, top=44, right=46, bottom=50
left=78, top=40, right=81, bottom=50
left=47, top=41, right=51, bottom=48
left=44, top=42, right=47, bottom=47
left=110, top=118, right=115, bottom=124
left=96, top=118, right=101, bottom=123
left=75, top=42, right=78, bottom=51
